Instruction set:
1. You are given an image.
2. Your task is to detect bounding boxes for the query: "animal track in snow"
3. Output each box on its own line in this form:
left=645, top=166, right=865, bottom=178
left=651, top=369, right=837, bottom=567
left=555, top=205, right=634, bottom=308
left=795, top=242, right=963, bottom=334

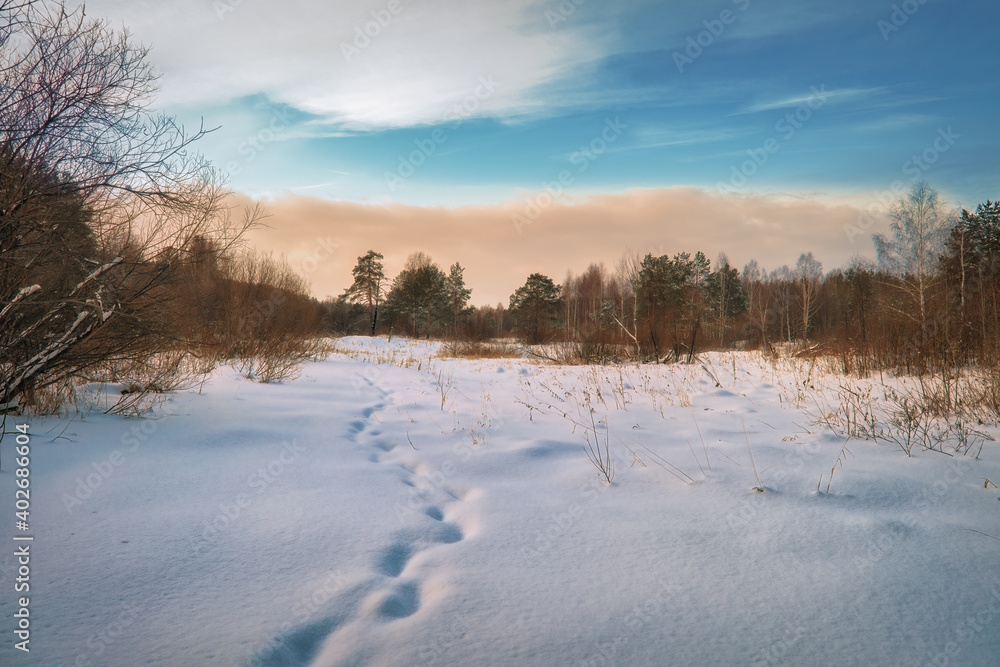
left=368, top=580, right=421, bottom=619
left=376, top=542, right=411, bottom=578
left=258, top=372, right=481, bottom=666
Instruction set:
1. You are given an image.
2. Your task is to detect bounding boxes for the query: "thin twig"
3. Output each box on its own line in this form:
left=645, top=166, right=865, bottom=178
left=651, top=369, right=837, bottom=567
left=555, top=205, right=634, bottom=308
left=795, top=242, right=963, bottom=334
left=692, top=413, right=711, bottom=471
left=686, top=439, right=706, bottom=477
left=965, top=529, right=1000, bottom=542
left=743, top=418, right=764, bottom=492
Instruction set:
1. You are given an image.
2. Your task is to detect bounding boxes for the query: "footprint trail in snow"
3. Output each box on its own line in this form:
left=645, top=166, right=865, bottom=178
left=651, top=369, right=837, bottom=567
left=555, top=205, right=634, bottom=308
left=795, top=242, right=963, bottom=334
left=251, top=371, right=477, bottom=667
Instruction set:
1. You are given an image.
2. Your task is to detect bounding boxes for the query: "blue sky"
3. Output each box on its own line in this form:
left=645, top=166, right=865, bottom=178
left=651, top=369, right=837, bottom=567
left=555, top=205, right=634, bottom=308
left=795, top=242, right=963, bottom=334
left=85, top=0, right=999, bottom=301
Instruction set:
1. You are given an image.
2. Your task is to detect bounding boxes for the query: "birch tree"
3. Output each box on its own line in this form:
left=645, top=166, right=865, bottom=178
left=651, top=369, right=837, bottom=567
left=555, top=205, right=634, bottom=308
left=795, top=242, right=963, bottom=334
left=873, top=182, right=952, bottom=328
left=795, top=252, right=822, bottom=340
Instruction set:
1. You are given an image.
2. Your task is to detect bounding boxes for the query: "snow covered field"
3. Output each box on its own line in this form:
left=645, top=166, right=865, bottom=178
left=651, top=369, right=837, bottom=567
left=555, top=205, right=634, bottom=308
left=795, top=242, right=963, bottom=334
left=2, top=336, right=999, bottom=666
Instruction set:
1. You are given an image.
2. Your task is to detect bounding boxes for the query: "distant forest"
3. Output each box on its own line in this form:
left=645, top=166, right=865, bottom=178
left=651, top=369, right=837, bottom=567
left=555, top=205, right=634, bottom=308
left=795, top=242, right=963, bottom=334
left=330, top=183, right=1000, bottom=375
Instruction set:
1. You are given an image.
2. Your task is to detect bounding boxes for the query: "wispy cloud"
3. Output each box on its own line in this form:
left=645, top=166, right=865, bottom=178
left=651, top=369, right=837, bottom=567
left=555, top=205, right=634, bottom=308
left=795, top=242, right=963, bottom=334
left=611, top=127, right=753, bottom=153
left=848, top=114, right=936, bottom=133
left=734, top=87, right=883, bottom=115
left=290, top=182, right=340, bottom=192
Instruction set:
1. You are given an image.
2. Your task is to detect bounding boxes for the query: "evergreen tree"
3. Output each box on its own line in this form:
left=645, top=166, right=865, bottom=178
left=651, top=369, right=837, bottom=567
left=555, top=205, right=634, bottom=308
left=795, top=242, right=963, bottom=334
left=386, top=253, right=449, bottom=337
left=964, top=200, right=1000, bottom=262
left=342, top=250, right=385, bottom=335
left=634, top=253, right=688, bottom=357
left=635, top=254, right=691, bottom=318
left=940, top=200, right=1000, bottom=353
left=444, top=262, right=472, bottom=331
left=509, top=273, right=560, bottom=344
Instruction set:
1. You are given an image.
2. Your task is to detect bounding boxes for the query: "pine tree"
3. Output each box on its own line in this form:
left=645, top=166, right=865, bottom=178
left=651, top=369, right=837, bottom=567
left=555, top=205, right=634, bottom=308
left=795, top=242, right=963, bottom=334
left=939, top=200, right=1000, bottom=353
left=444, top=262, right=472, bottom=332
left=342, top=250, right=385, bottom=335
left=964, top=200, right=1000, bottom=262
left=509, top=273, right=560, bottom=344
left=386, top=253, right=449, bottom=337
left=633, top=253, right=693, bottom=358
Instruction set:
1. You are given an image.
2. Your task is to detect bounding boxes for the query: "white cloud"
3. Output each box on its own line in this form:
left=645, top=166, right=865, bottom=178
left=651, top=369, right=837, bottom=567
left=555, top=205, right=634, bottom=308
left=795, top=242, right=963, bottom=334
left=83, top=0, right=612, bottom=129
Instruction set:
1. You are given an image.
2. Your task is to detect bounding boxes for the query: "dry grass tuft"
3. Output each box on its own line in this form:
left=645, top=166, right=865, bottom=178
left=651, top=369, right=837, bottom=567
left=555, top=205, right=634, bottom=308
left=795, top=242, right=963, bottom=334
left=438, top=340, right=524, bottom=359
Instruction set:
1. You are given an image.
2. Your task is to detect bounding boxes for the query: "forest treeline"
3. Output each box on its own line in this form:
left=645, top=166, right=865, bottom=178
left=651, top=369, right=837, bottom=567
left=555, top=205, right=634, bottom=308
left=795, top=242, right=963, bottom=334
left=331, top=183, right=1000, bottom=376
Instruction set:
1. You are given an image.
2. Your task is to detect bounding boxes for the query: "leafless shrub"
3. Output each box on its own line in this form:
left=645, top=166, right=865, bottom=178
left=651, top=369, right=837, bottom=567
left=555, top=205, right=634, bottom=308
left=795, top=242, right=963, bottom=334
left=17, top=379, right=79, bottom=416
left=433, top=367, right=454, bottom=411
left=948, top=419, right=991, bottom=458
left=948, top=369, right=1000, bottom=425
left=306, top=339, right=337, bottom=362
left=234, top=339, right=317, bottom=384
left=98, top=350, right=212, bottom=415
left=833, top=384, right=881, bottom=442
left=814, top=378, right=995, bottom=458
left=213, top=251, right=324, bottom=383
left=522, top=341, right=638, bottom=366
left=583, top=408, right=615, bottom=485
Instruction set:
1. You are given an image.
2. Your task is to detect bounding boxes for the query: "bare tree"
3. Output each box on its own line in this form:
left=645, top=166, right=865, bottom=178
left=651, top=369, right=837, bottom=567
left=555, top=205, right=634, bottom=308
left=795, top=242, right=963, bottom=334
left=215, top=250, right=322, bottom=382
left=741, top=259, right=771, bottom=349
left=873, top=182, right=952, bottom=328
left=796, top=252, right=822, bottom=340
left=0, top=1, right=215, bottom=211
left=615, top=249, right=643, bottom=355
left=769, top=265, right=795, bottom=343
left=0, top=1, right=258, bottom=410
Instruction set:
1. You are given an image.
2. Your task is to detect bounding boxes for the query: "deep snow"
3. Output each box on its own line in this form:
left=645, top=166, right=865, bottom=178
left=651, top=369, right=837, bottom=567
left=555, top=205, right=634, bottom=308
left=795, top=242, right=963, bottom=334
left=1, top=336, right=998, bottom=666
